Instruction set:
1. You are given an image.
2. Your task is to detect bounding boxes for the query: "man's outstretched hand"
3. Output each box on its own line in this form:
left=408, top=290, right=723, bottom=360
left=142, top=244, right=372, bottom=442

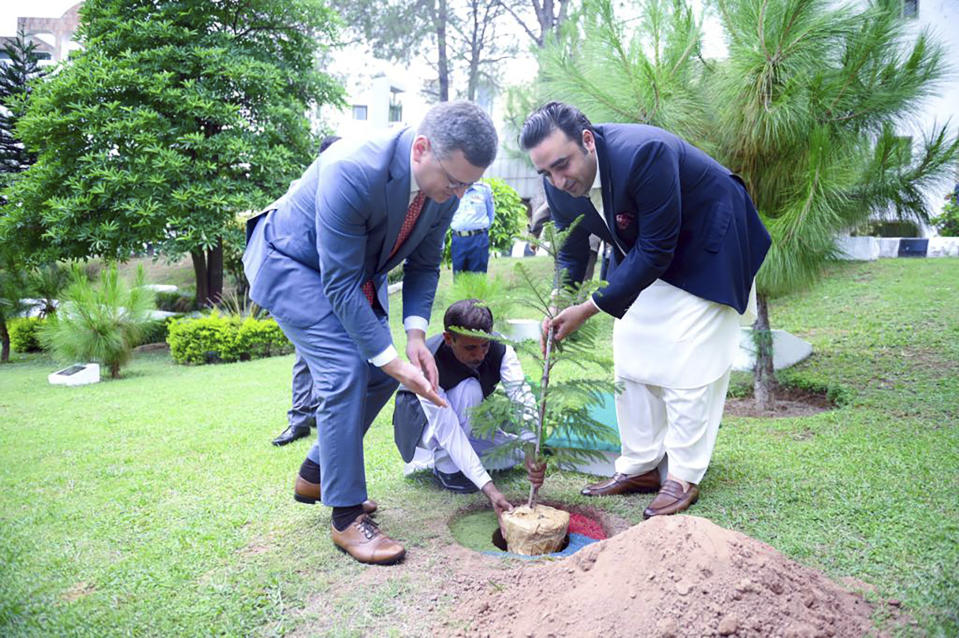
left=382, top=357, right=447, bottom=407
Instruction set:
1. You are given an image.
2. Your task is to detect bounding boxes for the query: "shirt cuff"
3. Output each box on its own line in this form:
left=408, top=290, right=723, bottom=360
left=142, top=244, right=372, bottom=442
left=403, top=315, right=429, bottom=333
left=369, top=344, right=398, bottom=367
left=588, top=295, right=603, bottom=313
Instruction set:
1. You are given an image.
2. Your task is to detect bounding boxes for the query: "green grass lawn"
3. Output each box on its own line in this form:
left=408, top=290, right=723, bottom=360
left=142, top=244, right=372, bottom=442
left=1, top=257, right=957, bottom=636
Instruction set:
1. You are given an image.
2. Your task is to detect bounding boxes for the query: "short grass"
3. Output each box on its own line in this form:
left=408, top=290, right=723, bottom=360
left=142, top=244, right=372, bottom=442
left=1, top=257, right=956, bottom=636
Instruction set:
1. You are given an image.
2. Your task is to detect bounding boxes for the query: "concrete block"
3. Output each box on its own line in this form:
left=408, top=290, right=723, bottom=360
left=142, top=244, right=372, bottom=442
left=837, top=236, right=879, bottom=261
left=48, top=363, right=100, bottom=386
left=878, top=238, right=901, bottom=258
left=927, top=237, right=959, bottom=257
left=733, top=328, right=813, bottom=372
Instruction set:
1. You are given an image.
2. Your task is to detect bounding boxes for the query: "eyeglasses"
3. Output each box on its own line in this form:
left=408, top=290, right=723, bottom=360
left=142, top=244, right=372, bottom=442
left=436, top=156, right=475, bottom=191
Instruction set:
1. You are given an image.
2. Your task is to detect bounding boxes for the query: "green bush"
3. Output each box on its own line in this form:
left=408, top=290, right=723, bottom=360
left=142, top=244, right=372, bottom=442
left=235, top=317, right=293, bottom=359
left=167, top=313, right=290, bottom=364
left=485, top=178, right=528, bottom=256
left=852, top=220, right=921, bottom=237
left=136, top=317, right=176, bottom=347
left=9, top=317, right=45, bottom=352
left=931, top=198, right=959, bottom=237
left=155, top=290, right=196, bottom=313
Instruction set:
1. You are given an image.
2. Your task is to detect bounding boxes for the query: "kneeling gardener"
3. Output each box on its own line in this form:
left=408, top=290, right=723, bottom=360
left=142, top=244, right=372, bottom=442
left=393, top=299, right=539, bottom=516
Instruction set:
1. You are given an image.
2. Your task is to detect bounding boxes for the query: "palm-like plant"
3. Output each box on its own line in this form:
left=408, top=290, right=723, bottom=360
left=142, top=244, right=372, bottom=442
left=40, top=264, right=155, bottom=378
left=520, top=0, right=957, bottom=409
left=711, top=0, right=958, bottom=407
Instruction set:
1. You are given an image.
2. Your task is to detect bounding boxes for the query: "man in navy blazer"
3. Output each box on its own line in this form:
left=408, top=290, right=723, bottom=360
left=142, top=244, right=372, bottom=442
left=244, top=101, right=497, bottom=564
left=520, top=102, right=770, bottom=518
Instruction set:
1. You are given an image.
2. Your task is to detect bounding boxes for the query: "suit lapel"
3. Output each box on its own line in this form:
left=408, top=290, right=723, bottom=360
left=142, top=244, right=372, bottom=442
left=593, top=128, right=626, bottom=257
left=378, top=127, right=415, bottom=272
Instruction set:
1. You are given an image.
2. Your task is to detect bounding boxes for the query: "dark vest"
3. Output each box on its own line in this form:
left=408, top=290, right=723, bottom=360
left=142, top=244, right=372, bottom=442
left=430, top=333, right=506, bottom=399
left=393, top=333, right=506, bottom=462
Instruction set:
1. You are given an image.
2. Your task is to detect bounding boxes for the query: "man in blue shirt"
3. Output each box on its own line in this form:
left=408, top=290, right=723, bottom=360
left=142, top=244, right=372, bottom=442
left=450, top=182, right=495, bottom=273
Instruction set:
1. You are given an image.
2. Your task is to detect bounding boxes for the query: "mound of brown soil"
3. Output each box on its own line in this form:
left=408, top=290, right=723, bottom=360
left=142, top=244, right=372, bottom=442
left=456, top=515, right=885, bottom=637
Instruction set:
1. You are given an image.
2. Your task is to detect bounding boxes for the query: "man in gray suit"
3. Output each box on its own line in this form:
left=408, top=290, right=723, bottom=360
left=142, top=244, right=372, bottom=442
left=244, top=101, right=497, bottom=565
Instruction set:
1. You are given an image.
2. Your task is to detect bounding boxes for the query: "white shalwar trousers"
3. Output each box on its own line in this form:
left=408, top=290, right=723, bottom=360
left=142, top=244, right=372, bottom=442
left=611, top=279, right=755, bottom=484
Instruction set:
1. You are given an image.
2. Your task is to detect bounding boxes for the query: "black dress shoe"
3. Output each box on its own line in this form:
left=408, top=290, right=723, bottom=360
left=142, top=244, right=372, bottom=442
left=432, top=467, right=479, bottom=494
left=271, top=424, right=311, bottom=446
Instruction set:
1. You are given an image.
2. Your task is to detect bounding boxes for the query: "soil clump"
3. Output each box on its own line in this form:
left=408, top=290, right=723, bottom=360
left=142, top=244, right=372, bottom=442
left=456, top=515, right=888, bottom=637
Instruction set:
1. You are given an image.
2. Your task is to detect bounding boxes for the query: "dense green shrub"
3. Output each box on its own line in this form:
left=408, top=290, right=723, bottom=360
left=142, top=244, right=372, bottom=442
left=9, top=317, right=45, bottom=352
left=235, top=317, right=293, bottom=359
left=931, top=198, right=959, bottom=237
left=136, top=317, right=176, bottom=347
left=852, top=220, right=921, bottom=238
left=167, top=313, right=290, bottom=364
left=155, top=290, right=196, bottom=313
left=485, top=178, right=528, bottom=256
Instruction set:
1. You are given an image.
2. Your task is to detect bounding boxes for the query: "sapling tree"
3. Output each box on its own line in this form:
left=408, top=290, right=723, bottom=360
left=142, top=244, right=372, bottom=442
left=467, top=219, right=619, bottom=508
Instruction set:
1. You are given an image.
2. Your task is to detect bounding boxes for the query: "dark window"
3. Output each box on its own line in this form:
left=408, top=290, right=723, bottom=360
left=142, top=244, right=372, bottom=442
left=903, top=0, right=918, bottom=18
left=388, top=103, right=402, bottom=123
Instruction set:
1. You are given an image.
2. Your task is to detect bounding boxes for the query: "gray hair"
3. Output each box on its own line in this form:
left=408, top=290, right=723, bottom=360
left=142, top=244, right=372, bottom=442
left=418, top=101, right=498, bottom=168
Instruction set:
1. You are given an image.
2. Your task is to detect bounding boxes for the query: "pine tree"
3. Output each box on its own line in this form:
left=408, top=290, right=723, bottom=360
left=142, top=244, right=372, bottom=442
left=0, top=32, right=46, bottom=191
left=518, top=0, right=958, bottom=410
left=467, top=220, right=620, bottom=508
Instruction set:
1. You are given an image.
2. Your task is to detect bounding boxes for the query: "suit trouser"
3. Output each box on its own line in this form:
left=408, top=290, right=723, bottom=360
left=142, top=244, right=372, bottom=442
left=274, top=313, right=399, bottom=507
left=287, top=350, right=318, bottom=429
left=613, top=368, right=731, bottom=485
left=451, top=232, right=490, bottom=273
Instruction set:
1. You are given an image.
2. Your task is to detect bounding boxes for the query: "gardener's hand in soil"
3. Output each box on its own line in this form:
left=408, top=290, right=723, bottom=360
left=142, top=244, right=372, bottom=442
left=525, top=455, right=546, bottom=489
left=382, top=357, right=447, bottom=408
left=482, top=482, right=513, bottom=517
left=406, top=328, right=440, bottom=390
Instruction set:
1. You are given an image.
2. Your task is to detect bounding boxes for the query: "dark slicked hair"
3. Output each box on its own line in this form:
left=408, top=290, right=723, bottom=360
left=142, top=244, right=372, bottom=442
left=519, top=101, right=594, bottom=152
left=419, top=100, right=499, bottom=168
left=443, top=299, right=494, bottom=334
left=319, top=135, right=341, bottom=153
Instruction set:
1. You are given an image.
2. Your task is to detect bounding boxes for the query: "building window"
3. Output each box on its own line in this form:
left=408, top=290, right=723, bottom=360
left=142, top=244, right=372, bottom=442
left=902, top=0, right=917, bottom=18
left=352, top=105, right=368, bottom=120
left=388, top=103, right=402, bottom=123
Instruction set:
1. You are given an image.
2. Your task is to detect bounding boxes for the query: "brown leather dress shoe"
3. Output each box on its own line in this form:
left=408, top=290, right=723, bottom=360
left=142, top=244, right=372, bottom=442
left=293, top=474, right=377, bottom=514
left=581, top=469, right=661, bottom=496
left=643, top=480, right=700, bottom=519
left=331, top=514, right=406, bottom=565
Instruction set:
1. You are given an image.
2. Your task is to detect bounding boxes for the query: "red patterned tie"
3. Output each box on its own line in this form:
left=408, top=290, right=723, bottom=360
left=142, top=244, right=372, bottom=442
left=362, top=191, right=427, bottom=305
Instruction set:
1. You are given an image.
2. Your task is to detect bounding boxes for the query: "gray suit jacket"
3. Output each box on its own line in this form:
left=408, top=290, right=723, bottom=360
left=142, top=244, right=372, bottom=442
left=243, top=128, right=457, bottom=360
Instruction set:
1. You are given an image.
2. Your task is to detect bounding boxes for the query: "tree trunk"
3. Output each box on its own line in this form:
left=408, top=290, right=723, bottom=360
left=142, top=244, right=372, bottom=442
left=207, top=239, right=223, bottom=304
left=752, top=293, right=776, bottom=411
left=437, top=0, right=450, bottom=101
left=190, top=240, right=224, bottom=308
left=1, top=320, right=10, bottom=363
left=191, top=249, right=209, bottom=308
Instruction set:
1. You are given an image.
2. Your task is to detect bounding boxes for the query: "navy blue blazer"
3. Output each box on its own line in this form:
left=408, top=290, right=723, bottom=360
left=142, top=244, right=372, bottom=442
left=545, top=124, right=771, bottom=317
left=243, top=128, right=457, bottom=361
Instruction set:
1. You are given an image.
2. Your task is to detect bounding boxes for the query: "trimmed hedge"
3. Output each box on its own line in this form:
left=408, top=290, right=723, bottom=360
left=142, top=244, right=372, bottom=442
left=166, top=313, right=292, bottom=364
left=9, top=317, right=45, bottom=353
